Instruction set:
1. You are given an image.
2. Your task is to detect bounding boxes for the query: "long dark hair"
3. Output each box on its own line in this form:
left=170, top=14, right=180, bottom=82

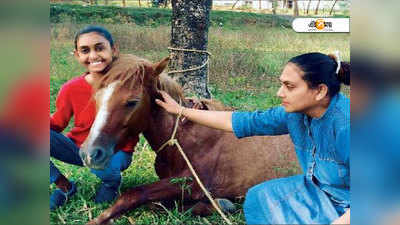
left=74, top=25, right=114, bottom=50
left=289, top=52, right=350, bottom=97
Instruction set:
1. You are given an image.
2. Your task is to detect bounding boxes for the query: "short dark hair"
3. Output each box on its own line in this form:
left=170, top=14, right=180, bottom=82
left=289, top=52, right=350, bottom=97
left=74, top=25, right=114, bottom=50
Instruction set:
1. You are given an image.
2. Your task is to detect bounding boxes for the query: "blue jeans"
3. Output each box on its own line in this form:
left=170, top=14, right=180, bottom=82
left=244, top=175, right=344, bottom=224
left=50, top=129, right=132, bottom=188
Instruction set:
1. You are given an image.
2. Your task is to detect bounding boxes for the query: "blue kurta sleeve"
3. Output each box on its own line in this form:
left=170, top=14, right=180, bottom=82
left=232, top=106, right=289, bottom=138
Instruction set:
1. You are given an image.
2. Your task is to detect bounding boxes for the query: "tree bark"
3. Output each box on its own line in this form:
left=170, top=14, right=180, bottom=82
left=170, top=0, right=212, bottom=98
left=293, top=0, right=299, bottom=16
left=315, top=0, right=321, bottom=15
left=330, top=0, right=338, bottom=15
left=122, top=0, right=126, bottom=7
left=306, top=0, right=311, bottom=14
left=231, top=0, right=240, bottom=10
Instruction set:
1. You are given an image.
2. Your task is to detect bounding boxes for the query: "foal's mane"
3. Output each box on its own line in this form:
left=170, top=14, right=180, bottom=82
left=94, top=54, right=227, bottom=111
left=93, top=54, right=149, bottom=93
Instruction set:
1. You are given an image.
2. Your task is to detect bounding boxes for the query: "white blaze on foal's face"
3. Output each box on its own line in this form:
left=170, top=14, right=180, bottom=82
left=83, top=81, right=120, bottom=165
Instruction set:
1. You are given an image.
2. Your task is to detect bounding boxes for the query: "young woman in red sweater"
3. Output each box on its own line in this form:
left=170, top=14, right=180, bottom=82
left=50, top=26, right=138, bottom=210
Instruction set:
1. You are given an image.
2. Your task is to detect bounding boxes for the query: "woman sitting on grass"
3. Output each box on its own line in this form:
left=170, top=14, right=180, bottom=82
left=156, top=52, right=350, bottom=224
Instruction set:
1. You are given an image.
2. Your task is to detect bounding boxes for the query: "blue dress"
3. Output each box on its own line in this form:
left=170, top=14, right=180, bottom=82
left=232, top=93, right=350, bottom=224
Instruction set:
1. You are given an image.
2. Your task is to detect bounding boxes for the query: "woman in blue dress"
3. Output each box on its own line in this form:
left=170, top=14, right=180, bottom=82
left=156, top=52, right=350, bottom=224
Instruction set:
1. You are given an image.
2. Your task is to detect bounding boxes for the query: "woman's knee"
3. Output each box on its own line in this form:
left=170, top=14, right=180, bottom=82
left=243, top=183, right=271, bottom=224
left=91, top=167, right=121, bottom=184
left=244, top=183, right=266, bottom=208
left=91, top=151, right=132, bottom=184
left=110, top=151, right=132, bottom=171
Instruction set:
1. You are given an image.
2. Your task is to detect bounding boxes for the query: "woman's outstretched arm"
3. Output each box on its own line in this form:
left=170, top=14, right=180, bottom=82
left=155, top=91, right=233, bottom=132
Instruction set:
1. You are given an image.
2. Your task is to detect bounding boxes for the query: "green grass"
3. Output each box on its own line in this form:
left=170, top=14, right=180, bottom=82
left=50, top=15, right=349, bottom=224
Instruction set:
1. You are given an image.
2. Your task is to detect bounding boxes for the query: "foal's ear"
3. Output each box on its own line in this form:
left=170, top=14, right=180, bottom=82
left=152, top=57, right=169, bottom=77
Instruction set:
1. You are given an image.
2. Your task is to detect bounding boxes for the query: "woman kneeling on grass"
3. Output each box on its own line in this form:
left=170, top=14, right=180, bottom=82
left=50, top=26, right=138, bottom=210
left=156, top=52, right=350, bottom=224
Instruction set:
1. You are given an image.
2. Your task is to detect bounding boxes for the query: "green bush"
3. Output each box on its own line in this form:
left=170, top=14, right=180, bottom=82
left=50, top=3, right=292, bottom=28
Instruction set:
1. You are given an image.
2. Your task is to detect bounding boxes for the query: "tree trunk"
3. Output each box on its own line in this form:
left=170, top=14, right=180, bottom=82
left=231, top=0, right=240, bottom=9
left=330, top=0, right=338, bottom=15
left=306, top=0, right=311, bottom=14
left=170, top=0, right=212, bottom=98
left=122, top=0, right=126, bottom=7
left=315, top=0, right=321, bottom=15
left=104, top=0, right=109, bottom=5
left=293, top=0, right=299, bottom=16
left=272, top=0, right=277, bottom=14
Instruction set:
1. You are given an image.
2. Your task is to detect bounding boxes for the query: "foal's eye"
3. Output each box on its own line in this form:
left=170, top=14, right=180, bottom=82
left=125, top=100, right=138, bottom=108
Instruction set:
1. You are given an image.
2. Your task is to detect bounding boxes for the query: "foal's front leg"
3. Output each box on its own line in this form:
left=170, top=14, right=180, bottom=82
left=86, top=178, right=189, bottom=225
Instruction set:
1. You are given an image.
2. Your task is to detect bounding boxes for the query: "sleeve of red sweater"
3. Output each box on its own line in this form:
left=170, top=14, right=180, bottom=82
left=50, top=84, right=73, bottom=133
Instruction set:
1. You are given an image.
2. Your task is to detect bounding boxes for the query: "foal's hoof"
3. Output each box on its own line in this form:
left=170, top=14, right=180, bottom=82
left=215, top=198, right=236, bottom=214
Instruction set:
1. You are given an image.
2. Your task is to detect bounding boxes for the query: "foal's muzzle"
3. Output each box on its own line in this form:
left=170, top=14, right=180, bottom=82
left=80, top=145, right=112, bottom=170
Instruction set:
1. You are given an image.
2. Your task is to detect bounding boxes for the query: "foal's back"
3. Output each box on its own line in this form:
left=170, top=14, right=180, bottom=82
left=193, top=99, right=297, bottom=198
left=211, top=132, right=296, bottom=198
left=158, top=98, right=298, bottom=199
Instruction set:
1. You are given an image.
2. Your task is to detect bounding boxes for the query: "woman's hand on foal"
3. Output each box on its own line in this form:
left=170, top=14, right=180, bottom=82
left=155, top=91, right=184, bottom=115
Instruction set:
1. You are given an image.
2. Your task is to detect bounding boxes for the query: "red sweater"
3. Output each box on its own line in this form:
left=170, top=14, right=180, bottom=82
left=50, top=73, right=138, bottom=153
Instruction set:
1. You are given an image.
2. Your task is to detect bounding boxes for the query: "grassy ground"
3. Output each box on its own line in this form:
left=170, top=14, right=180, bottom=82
left=50, top=14, right=349, bottom=225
